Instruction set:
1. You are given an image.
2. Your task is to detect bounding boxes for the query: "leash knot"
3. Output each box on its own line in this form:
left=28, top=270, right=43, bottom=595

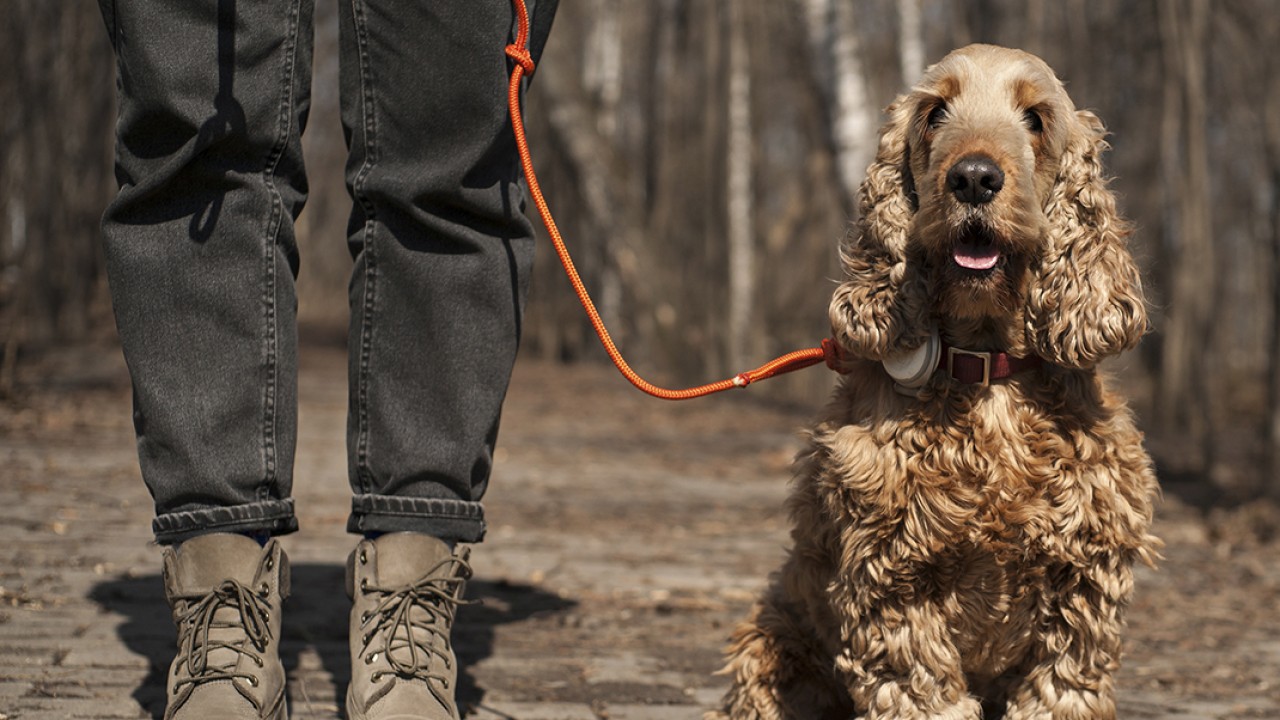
left=821, top=338, right=848, bottom=373
left=505, top=45, right=536, bottom=75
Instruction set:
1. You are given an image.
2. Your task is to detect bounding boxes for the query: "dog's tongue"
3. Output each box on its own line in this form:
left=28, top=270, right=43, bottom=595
left=953, top=242, right=1000, bottom=271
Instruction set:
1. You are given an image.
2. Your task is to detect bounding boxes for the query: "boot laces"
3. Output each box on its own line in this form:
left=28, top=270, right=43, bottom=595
left=358, top=555, right=472, bottom=708
left=172, top=579, right=273, bottom=704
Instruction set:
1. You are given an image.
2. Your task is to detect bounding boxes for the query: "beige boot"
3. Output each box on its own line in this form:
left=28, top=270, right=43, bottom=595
left=161, top=533, right=289, bottom=720
left=346, top=533, right=471, bottom=720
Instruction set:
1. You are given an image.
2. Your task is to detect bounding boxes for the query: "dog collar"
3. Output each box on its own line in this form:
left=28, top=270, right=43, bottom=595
left=941, top=344, right=1042, bottom=386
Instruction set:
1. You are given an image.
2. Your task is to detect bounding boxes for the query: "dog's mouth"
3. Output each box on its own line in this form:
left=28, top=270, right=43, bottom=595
left=951, top=224, right=1002, bottom=273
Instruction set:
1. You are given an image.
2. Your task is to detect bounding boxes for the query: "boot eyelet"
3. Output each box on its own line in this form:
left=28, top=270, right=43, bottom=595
left=265, top=556, right=274, bottom=570
left=360, top=612, right=370, bottom=623
left=360, top=578, right=368, bottom=590
left=248, top=676, right=259, bottom=687
left=359, top=550, right=367, bottom=564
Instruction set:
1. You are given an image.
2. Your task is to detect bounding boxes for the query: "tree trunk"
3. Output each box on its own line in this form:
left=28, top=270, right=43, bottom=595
left=726, top=1, right=755, bottom=366
left=0, top=2, right=115, bottom=392
left=1266, top=8, right=1280, bottom=501
left=897, top=0, right=924, bottom=85
left=803, top=0, right=874, bottom=218
left=1269, top=160, right=1280, bottom=501
left=1156, top=0, right=1214, bottom=471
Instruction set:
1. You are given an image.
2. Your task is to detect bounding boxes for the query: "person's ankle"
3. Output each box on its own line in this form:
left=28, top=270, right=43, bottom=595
left=363, top=530, right=455, bottom=551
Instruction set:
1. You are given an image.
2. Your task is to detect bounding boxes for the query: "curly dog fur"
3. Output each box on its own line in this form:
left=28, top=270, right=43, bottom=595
left=711, top=45, right=1159, bottom=720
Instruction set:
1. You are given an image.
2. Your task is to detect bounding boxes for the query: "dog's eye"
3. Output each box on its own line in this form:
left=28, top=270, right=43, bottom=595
left=1023, top=108, right=1044, bottom=133
left=926, top=103, right=948, bottom=129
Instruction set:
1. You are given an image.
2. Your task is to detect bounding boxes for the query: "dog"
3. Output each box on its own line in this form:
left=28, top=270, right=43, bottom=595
left=711, top=45, right=1159, bottom=720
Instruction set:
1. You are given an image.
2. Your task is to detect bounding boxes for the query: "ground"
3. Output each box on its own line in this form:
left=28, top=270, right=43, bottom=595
left=0, top=343, right=1277, bottom=719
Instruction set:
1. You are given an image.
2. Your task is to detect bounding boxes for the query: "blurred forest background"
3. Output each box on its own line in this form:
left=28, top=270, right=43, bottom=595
left=3, top=0, right=1279, bottom=503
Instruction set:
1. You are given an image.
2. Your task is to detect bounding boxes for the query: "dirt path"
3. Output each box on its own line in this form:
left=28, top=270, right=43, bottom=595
left=1, top=343, right=1277, bottom=719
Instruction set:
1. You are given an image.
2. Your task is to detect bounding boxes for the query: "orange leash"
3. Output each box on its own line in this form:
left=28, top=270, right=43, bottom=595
left=504, top=0, right=839, bottom=400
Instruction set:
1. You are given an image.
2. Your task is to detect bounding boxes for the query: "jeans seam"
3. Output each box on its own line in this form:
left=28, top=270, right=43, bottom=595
left=254, top=0, right=303, bottom=502
left=359, top=509, right=480, bottom=520
left=350, top=495, right=485, bottom=522
left=350, top=0, right=379, bottom=496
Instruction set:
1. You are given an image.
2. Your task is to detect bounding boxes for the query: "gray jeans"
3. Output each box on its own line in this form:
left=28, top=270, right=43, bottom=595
left=97, top=0, right=557, bottom=545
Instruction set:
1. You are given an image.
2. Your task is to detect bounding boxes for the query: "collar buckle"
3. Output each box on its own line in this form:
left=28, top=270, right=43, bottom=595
left=947, top=347, right=991, bottom=386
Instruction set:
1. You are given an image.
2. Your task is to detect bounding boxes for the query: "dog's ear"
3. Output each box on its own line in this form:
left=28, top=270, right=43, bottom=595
left=829, top=98, right=932, bottom=362
left=1024, top=110, right=1148, bottom=368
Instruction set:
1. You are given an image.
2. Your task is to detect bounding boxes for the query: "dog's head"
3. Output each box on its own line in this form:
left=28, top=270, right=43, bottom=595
left=830, top=44, right=1147, bottom=369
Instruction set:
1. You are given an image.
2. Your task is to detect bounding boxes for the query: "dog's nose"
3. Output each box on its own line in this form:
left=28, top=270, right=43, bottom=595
left=947, top=156, right=1004, bottom=205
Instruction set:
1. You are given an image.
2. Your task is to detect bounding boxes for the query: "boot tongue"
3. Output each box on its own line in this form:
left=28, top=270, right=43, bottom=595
left=173, top=533, right=266, bottom=592
left=369, top=534, right=460, bottom=679
left=167, top=534, right=274, bottom=679
left=374, top=533, right=454, bottom=586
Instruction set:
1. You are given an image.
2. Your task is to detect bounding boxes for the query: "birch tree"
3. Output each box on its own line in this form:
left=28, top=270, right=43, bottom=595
left=898, top=0, right=925, bottom=86
left=803, top=0, right=876, bottom=218
left=726, top=0, right=755, bottom=365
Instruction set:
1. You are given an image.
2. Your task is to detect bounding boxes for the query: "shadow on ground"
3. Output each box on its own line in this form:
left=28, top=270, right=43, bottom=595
left=89, top=563, right=576, bottom=718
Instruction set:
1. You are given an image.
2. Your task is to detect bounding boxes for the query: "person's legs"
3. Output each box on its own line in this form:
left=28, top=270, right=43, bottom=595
left=340, top=0, right=555, bottom=541
left=98, top=0, right=312, bottom=716
left=99, top=0, right=313, bottom=545
left=336, top=1, right=555, bottom=717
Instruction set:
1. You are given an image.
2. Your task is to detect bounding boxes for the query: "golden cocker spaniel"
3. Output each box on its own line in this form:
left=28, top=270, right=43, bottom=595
left=713, top=45, right=1158, bottom=720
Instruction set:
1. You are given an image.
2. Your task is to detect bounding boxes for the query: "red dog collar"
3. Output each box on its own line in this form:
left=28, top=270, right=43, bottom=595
left=941, top=344, right=1042, bottom=386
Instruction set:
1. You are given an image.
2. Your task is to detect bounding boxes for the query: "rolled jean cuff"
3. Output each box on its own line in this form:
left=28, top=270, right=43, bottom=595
left=347, top=494, right=486, bottom=544
left=152, top=498, right=298, bottom=546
